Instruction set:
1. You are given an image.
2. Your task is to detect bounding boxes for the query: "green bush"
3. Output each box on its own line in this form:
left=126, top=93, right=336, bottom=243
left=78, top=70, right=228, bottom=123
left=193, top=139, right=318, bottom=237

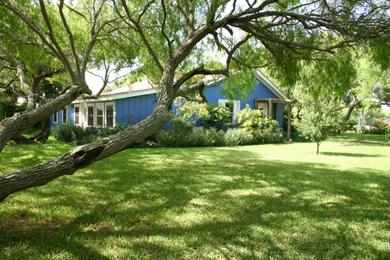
left=99, top=123, right=130, bottom=137
left=237, top=105, right=281, bottom=131
left=237, top=105, right=263, bottom=129
left=157, top=127, right=225, bottom=147
left=225, top=128, right=283, bottom=146
left=203, top=104, right=232, bottom=129
left=372, top=119, right=388, bottom=134
left=290, top=130, right=311, bottom=142
left=224, top=128, right=253, bottom=146
left=252, top=128, right=284, bottom=144
left=52, top=124, right=96, bottom=145
left=174, top=98, right=210, bottom=126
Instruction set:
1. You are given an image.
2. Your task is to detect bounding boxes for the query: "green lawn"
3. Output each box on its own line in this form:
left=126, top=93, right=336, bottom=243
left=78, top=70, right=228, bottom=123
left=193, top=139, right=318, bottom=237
left=0, top=134, right=389, bottom=259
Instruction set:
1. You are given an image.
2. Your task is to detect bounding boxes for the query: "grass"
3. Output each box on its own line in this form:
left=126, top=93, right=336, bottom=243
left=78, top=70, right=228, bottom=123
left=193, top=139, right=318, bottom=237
left=0, top=134, right=389, bottom=259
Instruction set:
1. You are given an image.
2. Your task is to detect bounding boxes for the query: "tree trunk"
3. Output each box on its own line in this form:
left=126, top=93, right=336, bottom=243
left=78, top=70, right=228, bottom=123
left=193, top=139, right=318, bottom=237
left=316, top=142, right=320, bottom=155
left=12, top=117, right=51, bottom=144
left=0, top=55, right=179, bottom=202
left=34, top=117, right=51, bottom=143
left=0, top=104, right=172, bottom=202
left=343, top=99, right=360, bottom=121
left=0, top=85, right=85, bottom=152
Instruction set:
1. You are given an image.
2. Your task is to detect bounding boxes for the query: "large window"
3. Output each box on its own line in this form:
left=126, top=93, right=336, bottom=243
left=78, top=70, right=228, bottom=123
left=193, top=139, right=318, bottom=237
left=105, top=104, right=114, bottom=128
left=74, top=105, right=80, bottom=125
left=87, top=105, right=94, bottom=126
left=96, top=105, right=104, bottom=127
left=75, top=103, right=114, bottom=128
left=62, top=107, right=67, bottom=124
left=218, top=99, right=240, bottom=123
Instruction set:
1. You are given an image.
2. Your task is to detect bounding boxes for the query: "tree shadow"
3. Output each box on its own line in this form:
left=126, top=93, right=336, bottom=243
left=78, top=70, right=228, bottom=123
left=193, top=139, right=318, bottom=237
left=321, top=152, right=383, bottom=157
left=1, top=147, right=389, bottom=258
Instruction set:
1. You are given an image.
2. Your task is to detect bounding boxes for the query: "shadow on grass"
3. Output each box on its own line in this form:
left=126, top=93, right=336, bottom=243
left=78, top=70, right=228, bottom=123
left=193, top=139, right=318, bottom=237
left=0, top=147, right=389, bottom=259
left=330, top=133, right=388, bottom=146
left=0, top=140, right=73, bottom=175
left=321, top=152, right=383, bottom=157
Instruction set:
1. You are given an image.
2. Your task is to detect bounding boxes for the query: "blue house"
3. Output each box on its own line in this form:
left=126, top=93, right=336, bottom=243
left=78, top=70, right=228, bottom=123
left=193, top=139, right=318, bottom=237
left=51, top=71, right=292, bottom=137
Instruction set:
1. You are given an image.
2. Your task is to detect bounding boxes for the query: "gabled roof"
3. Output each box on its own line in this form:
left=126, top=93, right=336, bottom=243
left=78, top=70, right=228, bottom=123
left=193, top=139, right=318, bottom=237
left=205, top=70, right=291, bottom=102
left=254, top=70, right=291, bottom=102
left=102, top=79, right=155, bottom=96
left=73, top=79, right=157, bottom=103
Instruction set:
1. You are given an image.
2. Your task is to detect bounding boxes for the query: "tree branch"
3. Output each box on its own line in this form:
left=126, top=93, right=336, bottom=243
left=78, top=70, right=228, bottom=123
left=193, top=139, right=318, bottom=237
left=119, top=0, right=164, bottom=72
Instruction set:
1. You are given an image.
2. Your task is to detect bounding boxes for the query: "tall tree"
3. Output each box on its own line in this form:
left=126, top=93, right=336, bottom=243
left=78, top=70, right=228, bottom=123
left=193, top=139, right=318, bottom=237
left=0, top=0, right=389, bottom=201
left=0, top=0, right=117, bottom=151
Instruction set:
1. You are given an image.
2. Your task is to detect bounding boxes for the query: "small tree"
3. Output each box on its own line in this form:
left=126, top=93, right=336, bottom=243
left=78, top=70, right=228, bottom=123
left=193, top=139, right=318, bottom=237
left=294, top=94, right=343, bottom=154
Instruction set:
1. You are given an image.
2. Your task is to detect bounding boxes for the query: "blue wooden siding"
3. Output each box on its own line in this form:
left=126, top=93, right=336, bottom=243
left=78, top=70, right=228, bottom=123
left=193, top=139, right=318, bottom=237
left=204, top=80, right=285, bottom=128
left=50, top=79, right=286, bottom=129
left=116, top=93, right=157, bottom=125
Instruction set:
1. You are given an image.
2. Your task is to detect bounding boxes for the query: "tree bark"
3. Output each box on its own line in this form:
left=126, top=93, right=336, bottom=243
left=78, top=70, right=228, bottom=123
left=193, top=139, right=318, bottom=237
left=343, top=99, right=360, bottom=121
left=0, top=52, right=180, bottom=201
left=316, top=142, right=320, bottom=155
left=0, top=104, right=172, bottom=202
left=12, top=117, right=51, bottom=144
left=0, top=85, right=85, bottom=152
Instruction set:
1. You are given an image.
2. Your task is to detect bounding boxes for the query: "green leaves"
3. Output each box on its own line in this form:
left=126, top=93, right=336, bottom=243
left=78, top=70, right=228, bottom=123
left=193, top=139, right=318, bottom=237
left=223, top=69, right=256, bottom=100
left=293, top=92, right=344, bottom=144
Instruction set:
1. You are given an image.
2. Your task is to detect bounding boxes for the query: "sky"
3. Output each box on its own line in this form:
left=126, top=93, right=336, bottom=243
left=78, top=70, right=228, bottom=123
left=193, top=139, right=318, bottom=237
left=85, top=67, right=133, bottom=94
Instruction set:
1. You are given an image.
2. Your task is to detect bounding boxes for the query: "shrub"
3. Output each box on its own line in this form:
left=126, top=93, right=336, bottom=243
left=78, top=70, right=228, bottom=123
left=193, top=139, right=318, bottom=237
left=237, top=105, right=263, bottom=129
left=224, top=128, right=253, bottom=146
left=52, top=124, right=96, bottom=145
left=372, top=119, right=388, bottom=134
left=237, top=105, right=281, bottom=131
left=290, top=130, right=311, bottom=142
left=252, top=128, right=283, bottom=144
left=99, top=123, right=130, bottom=137
left=225, top=128, right=283, bottom=146
left=203, top=104, right=232, bottom=129
left=157, top=127, right=225, bottom=147
left=174, top=98, right=210, bottom=126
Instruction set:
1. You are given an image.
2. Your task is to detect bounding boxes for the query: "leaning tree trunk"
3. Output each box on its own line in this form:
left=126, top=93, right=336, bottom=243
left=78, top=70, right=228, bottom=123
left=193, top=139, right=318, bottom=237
left=0, top=59, right=177, bottom=202
left=0, top=85, right=85, bottom=152
left=343, top=98, right=360, bottom=121
left=33, top=117, right=51, bottom=143
left=0, top=102, right=172, bottom=202
left=12, top=117, right=51, bottom=144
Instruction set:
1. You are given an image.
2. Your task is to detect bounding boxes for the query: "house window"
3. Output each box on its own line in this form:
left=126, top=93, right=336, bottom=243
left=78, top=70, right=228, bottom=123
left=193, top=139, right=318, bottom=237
left=87, top=105, right=94, bottom=126
left=62, top=107, right=67, bottom=124
left=74, top=105, right=80, bottom=125
left=96, top=105, right=104, bottom=127
left=218, top=99, right=240, bottom=123
left=53, top=112, right=58, bottom=124
left=256, top=102, right=269, bottom=117
left=105, top=104, right=115, bottom=128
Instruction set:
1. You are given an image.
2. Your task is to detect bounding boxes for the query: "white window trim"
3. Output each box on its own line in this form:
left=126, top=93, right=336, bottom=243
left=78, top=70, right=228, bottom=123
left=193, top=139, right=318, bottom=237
left=53, top=112, right=58, bottom=124
left=104, top=102, right=116, bottom=128
left=218, top=99, right=240, bottom=123
left=62, top=107, right=67, bottom=124
left=74, top=105, right=80, bottom=126
left=87, top=104, right=95, bottom=127
left=95, top=103, right=105, bottom=128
